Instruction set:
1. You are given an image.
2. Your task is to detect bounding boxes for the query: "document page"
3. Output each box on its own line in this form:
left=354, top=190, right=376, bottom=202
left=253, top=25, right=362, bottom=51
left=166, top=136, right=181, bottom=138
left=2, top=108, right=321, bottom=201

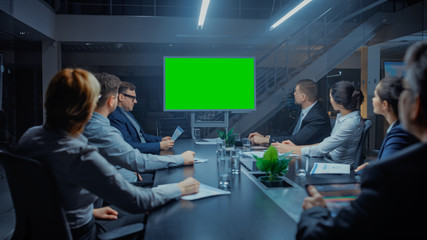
left=310, top=163, right=350, bottom=174
left=195, top=138, right=218, bottom=145
left=171, top=126, right=184, bottom=141
left=243, top=151, right=300, bottom=158
left=181, top=184, right=230, bottom=201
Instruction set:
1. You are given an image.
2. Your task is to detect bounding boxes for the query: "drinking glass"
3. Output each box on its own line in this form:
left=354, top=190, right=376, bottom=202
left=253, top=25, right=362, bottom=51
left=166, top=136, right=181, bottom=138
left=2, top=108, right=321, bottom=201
left=231, top=149, right=242, bottom=175
left=217, top=156, right=231, bottom=189
left=193, top=128, right=201, bottom=142
left=295, top=156, right=308, bottom=177
left=242, top=138, right=251, bottom=152
left=216, top=138, right=225, bottom=158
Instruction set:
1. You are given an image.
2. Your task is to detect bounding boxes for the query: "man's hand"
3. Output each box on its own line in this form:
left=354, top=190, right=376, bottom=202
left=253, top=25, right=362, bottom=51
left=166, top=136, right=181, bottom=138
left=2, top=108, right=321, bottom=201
left=93, top=206, right=118, bottom=220
left=162, top=136, right=172, bottom=141
left=181, top=150, right=195, bottom=165
left=355, top=162, right=369, bottom=172
left=302, top=185, right=327, bottom=210
left=248, top=132, right=262, bottom=139
left=177, top=177, right=200, bottom=196
left=252, top=135, right=269, bottom=145
left=160, top=140, right=174, bottom=150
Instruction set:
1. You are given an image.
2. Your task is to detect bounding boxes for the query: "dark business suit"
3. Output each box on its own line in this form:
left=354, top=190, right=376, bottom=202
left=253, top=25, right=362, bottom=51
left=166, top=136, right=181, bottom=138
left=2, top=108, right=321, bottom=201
left=270, top=102, right=331, bottom=145
left=377, top=121, right=419, bottom=160
left=297, top=142, right=427, bottom=240
left=109, top=107, right=162, bottom=154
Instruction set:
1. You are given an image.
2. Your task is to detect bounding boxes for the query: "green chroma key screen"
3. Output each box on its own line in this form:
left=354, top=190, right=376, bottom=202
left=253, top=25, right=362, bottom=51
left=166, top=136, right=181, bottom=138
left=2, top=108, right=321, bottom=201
left=163, top=57, right=256, bottom=111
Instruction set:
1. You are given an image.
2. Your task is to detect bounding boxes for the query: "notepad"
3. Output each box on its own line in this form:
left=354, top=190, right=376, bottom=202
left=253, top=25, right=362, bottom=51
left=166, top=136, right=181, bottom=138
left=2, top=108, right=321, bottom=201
left=310, top=163, right=350, bottom=174
left=181, top=184, right=230, bottom=201
left=171, top=126, right=184, bottom=141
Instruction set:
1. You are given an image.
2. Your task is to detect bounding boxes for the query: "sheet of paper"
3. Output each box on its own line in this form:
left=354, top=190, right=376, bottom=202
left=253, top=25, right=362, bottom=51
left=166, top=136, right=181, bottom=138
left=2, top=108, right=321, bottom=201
left=181, top=184, right=230, bottom=200
left=195, top=141, right=217, bottom=145
left=194, top=157, right=208, bottom=163
left=202, top=138, right=220, bottom=142
left=242, top=151, right=301, bottom=159
left=171, top=126, right=184, bottom=141
left=310, top=163, right=350, bottom=174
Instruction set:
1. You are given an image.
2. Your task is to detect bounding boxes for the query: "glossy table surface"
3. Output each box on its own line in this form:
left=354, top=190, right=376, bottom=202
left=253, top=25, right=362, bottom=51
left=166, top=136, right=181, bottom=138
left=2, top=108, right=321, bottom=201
left=144, top=139, right=356, bottom=240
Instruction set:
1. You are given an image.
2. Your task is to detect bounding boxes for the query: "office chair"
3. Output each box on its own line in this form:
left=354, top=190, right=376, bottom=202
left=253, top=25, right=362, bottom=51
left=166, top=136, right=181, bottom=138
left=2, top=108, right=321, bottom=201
left=0, top=150, right=143, bottom=240
left=353, top=119, right=372, bottom=168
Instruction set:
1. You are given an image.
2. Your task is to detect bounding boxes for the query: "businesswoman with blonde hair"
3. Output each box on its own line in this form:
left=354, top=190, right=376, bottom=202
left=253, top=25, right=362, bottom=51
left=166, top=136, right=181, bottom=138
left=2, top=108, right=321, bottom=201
left=17, top=68, right=199, bottom=240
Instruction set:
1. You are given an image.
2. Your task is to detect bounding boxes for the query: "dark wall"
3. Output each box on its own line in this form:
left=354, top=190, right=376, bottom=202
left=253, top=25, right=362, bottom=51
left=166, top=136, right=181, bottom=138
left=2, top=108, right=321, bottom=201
left=0, top=41, right=43, bottom=150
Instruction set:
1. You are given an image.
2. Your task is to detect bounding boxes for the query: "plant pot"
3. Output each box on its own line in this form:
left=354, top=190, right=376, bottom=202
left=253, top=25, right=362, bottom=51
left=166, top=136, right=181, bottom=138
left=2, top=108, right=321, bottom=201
left=258, top=176, right=283, bottom=187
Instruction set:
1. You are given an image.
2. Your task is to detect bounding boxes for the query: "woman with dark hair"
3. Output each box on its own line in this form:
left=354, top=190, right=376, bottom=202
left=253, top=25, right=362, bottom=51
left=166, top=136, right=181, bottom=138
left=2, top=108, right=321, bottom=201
left=16, top=68, right=200, bottom=240
left=356, top=76, right=418, bottom=171
left=273, top=81, right=364, bottom=165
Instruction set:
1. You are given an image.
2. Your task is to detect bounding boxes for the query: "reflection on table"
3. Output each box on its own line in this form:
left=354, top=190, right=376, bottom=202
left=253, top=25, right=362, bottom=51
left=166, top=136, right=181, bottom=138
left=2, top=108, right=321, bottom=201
left=146, top=139, right=355, bottom=239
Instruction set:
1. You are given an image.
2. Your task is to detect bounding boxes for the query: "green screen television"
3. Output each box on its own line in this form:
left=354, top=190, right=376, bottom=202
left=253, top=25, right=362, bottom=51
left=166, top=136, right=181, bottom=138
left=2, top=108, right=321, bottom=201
left=163, top=57, right=256, bottom=111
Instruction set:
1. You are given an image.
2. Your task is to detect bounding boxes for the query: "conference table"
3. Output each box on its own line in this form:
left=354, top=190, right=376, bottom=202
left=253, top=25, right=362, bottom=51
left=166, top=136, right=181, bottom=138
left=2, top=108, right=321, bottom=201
left=144, top=139, right=356, bottom=239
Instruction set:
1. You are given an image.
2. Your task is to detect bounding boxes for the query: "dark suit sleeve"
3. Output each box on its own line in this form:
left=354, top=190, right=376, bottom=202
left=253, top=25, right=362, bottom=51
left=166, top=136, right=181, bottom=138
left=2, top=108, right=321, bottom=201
left=287, top=115, right=329, bottom=145
left=379, top=129, right=419, bottom=160
left=297, top=167, right=384, bottom=240
left=270, top=124, right=295, bottom=143
left=109, top=113, right=161, bottom=154
left=143, top=133, right=163, bottom=143
left=270, top=104, right=330, bottom=145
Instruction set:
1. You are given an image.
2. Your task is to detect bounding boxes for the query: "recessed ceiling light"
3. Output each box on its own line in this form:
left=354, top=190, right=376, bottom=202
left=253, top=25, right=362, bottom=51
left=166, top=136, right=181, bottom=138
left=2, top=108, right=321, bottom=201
left=197, top=0, right=211, bottom=29
left=270, top=0, right=313, bottom=31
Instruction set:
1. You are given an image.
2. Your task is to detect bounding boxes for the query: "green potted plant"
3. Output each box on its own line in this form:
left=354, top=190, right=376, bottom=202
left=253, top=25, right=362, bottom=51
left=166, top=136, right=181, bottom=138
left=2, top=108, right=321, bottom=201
left=253, top=146, right=292, bottom=187
left=217, top=128, right=236, bottom=148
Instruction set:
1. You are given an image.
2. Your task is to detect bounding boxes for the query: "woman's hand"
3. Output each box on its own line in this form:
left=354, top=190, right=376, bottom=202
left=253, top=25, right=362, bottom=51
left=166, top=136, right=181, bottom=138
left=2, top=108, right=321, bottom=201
left=272, top=140, right=301, bottom=154
left=93, top=206, right=118, bottom=220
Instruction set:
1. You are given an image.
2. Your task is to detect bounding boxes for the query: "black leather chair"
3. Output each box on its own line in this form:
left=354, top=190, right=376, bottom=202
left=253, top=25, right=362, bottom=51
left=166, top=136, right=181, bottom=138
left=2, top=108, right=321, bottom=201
left=353, top=119, right=373, bottom=168
left=0, top=150, right=143, bottom=240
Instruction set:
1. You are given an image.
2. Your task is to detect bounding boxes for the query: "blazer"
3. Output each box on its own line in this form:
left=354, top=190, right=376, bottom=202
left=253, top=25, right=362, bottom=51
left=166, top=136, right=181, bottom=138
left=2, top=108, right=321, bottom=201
left=297, top=142, right=427, bottom=240
left=271, top=102, right=331, bottom=145
left=109, top=107, right=162, bottom=154
left=377, top=120, right=419, bottom=160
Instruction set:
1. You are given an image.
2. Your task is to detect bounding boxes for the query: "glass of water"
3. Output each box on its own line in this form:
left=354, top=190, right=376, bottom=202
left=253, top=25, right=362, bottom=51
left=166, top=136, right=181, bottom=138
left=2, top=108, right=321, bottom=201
left=217, top=156, right=231, bottom=189
left=216, top=138, right=225, bottom=158
left=231, top=149, right=242, bottom=175
left=193, top=128, right=201, bottom=142
left=295, top=156, right=308, bottom=177
left=242, top=138, right=251, bottom=152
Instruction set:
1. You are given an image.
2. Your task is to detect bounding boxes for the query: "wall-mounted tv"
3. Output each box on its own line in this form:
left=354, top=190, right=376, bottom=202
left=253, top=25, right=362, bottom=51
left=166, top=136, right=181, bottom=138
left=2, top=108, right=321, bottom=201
left=384, top=61, right=405, bottom=78
left=163, top=57, right=256, bottom=111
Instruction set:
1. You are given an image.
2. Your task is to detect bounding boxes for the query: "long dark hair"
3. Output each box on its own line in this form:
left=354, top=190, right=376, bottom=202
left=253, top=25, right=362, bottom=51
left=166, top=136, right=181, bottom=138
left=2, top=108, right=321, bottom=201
left=330, top=81, right=364, bottom=111
left=376, top=76, right=403, bottom=116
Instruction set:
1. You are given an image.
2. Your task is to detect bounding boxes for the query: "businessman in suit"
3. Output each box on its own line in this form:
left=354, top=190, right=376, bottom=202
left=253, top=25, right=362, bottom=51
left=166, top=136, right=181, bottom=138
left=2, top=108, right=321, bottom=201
left=109, top=81, right=174, bottom=154
left=249, top=79, right=331, bottom=145
left=297, top=41, right=427, bottom=239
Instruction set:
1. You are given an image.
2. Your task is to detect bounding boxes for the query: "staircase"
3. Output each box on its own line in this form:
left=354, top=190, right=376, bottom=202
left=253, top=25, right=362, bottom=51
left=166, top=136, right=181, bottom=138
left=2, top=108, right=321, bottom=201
left=205, top=0, right=390, bottom=137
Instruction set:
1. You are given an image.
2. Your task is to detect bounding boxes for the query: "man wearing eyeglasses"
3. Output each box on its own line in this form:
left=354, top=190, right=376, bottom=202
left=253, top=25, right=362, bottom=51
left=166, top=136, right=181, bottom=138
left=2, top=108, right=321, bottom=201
left=109, top=81, right=174, bottom=154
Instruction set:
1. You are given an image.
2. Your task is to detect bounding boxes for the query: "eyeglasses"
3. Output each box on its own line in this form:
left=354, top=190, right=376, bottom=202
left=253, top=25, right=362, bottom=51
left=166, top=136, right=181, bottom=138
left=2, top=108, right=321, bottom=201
left=122, top=93, right=137, bottom=102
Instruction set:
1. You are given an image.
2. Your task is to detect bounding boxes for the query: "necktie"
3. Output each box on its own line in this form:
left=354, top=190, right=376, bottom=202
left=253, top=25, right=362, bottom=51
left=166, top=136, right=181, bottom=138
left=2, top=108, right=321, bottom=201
left=292, top=112, right=304, bottom=135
